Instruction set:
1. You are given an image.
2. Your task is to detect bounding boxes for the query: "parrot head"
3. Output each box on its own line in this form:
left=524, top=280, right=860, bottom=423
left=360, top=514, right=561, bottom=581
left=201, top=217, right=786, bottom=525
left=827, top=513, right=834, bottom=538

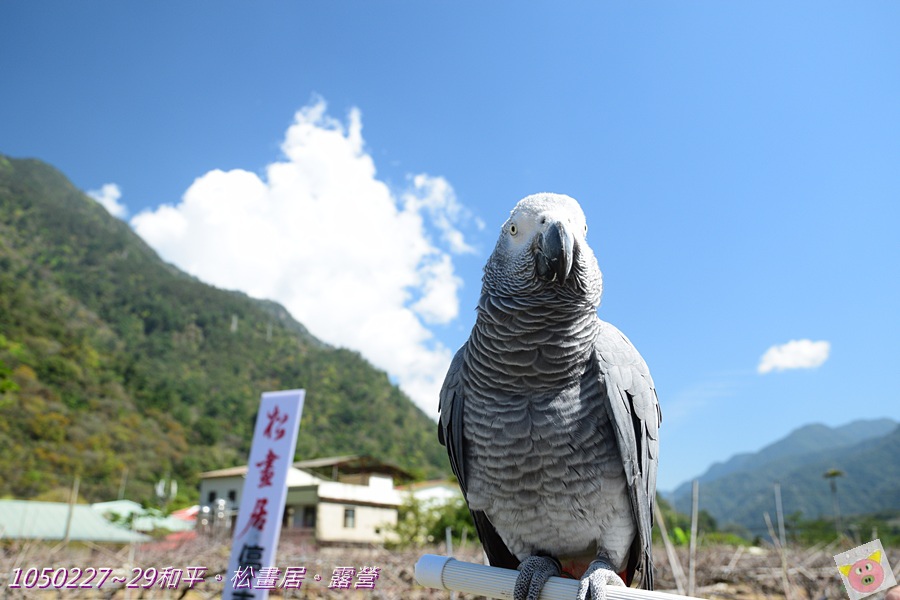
left=483, top=193, right=602, bottom=304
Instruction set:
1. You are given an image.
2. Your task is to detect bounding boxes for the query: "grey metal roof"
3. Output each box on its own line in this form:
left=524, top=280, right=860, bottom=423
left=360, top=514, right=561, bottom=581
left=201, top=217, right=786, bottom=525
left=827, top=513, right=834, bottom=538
left=0, top=500, right=150, bottom=543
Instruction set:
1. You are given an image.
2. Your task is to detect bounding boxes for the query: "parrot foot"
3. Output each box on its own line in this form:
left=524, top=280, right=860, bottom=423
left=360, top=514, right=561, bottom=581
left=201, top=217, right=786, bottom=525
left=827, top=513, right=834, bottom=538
left=577, top=558, right=626, bottom=600
left=514, top=555, right=561, bottom=600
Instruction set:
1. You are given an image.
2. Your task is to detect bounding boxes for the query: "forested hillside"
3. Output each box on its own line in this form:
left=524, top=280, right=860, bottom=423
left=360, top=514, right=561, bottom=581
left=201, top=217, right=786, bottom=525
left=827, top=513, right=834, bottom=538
left=670, top=420, right=900, bottom=534
left=0, top=154, right=449, bottom=506
left=670, top=419, right=898, bottom=498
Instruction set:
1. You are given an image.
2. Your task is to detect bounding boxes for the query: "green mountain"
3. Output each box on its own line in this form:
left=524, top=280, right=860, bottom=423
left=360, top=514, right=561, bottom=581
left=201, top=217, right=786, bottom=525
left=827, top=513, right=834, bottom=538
left=0, top=154, right=449, bottom=505
left=670, top=420, right=900, bottom=534
left=670, top=419, right=898, bottom=498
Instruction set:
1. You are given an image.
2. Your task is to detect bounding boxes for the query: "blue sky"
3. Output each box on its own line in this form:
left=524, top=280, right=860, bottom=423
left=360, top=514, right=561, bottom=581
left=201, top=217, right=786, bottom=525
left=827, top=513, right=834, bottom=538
left=2, top=2, right=898, bottom=491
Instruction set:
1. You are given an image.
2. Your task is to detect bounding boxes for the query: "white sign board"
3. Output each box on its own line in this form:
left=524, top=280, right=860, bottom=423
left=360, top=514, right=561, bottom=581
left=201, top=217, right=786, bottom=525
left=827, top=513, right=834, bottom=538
left=223, top=389, right=305, bottom=600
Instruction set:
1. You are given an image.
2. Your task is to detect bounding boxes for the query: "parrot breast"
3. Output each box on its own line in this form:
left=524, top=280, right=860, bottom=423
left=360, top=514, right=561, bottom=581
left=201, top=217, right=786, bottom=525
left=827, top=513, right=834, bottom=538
left=461, top=307, right=636, bottom=570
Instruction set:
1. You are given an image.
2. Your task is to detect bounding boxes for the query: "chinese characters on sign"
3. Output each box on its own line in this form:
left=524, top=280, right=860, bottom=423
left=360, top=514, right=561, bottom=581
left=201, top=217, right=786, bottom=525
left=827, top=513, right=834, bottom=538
left=263, top=405, right=289, bottom=440
left=256, top=449, right=279, bottom=488
left=223, top=390, right=305, bottom=600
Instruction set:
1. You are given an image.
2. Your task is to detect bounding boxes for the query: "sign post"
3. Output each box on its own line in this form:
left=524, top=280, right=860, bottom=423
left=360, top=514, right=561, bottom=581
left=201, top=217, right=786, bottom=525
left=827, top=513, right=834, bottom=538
left=223, top=389, right=305, bottom=600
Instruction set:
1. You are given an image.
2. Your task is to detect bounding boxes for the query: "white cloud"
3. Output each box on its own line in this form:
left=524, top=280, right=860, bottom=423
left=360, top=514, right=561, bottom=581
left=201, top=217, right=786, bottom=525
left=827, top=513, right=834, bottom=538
left=411, top=254, right=462, bottom=324
left=87, top=183, right=127, bottom=218
left=757, top=339, right=831, bottom=374
left=404, top=174, right=477, bottom=254
left=131, top=98, right=476, bottom=417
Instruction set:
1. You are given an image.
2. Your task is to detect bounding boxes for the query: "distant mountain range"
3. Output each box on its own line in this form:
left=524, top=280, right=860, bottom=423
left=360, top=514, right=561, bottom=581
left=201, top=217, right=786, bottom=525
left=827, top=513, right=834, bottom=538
left=668, top=419, right=900, bottom=534
left=0, top=154, right=449, bottom=504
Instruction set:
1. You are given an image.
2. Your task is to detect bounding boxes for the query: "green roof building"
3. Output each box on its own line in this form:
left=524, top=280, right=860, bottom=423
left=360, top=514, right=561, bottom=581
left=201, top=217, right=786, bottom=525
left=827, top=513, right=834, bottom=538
left=0, top=500, right=150, bottom=543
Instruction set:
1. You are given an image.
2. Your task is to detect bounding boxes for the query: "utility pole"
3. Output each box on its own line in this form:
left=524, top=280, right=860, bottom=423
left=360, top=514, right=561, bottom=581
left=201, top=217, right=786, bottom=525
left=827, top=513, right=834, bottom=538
left=118, top=467, right=128, bottom=500
left=63, top=475, right=80, bottom=545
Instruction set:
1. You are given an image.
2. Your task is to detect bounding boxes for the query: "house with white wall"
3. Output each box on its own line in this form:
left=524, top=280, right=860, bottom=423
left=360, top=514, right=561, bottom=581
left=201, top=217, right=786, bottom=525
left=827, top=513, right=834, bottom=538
left=403, top=479, right=462, bottom=507
left=198, top=455, right=410, bottom=545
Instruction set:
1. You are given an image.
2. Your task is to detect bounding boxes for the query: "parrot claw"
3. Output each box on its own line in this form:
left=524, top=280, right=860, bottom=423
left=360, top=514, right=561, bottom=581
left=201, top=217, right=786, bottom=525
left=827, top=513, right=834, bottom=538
left=577, top=559, right=626, bottom=600
left=514, top=555, right=561, bottom=600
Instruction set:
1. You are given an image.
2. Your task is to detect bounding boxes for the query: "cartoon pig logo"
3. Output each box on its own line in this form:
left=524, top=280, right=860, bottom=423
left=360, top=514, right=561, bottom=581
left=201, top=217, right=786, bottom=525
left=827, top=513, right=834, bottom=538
left=839, top=551, right=885, bottom=594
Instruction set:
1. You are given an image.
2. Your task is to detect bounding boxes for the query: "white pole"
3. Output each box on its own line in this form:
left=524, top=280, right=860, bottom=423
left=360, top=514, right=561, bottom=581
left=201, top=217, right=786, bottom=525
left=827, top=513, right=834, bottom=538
left=688, top=480, right=699, bottom=597
left=415, top=555, right=704, bottom=600
left=445, top=528, right=459, bottom=600
left=774, top=482, right=787, bottom=548
left=653, top=501, right=687, bottom=595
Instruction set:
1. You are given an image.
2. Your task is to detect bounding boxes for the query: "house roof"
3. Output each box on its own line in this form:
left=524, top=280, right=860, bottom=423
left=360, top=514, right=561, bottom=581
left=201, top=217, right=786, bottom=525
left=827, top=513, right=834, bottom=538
left=0, top=500, right=150, bottom=543
left=294, top=455, right=414, bottom=482
left=91, top=499, right=143, bottom=517
left=199, top=466, right=324, bottom=487
left=403, top=479, right=461, bottom=492
left=200, top=455, right=414, bottom=483
left=402, top=479, right=462, bottom=505
left=91, top=500, right=195, bottom=533
left=170, top=505, right=199, bottom=520
left=199, top=465, right=251, bottom=478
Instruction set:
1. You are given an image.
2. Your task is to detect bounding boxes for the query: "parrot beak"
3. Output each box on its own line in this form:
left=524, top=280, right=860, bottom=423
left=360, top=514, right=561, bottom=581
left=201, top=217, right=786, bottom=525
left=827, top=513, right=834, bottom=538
left=536, top=220, right=575, bottom=284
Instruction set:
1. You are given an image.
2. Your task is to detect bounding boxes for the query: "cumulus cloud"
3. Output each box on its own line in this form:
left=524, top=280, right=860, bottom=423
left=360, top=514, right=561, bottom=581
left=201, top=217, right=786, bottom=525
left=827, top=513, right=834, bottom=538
left=403, top=174, right=479, bottom=254
left=131, top=98, right=477, bottom=416
left=87, top=183, right=127, bottom=218
left=757, top=339, right=831, bottom=374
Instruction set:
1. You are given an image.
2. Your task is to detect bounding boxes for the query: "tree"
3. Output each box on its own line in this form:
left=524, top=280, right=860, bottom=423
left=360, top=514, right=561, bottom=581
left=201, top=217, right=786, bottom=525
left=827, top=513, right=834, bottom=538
left=428, top=497, right=476, bottom=545
left=823, top=468, right=844, bottom=537
left=390, top=496, right=438, bottom=548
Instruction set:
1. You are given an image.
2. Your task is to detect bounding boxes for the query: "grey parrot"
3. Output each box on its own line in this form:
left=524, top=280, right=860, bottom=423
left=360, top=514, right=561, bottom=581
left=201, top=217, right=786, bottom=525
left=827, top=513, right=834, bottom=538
left=438, top=193, right=661, bottom=600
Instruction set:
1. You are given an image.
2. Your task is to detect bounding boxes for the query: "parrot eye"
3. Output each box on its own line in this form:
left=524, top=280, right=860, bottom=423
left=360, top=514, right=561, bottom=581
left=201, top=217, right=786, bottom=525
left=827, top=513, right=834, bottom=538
left=584, top=224, right=588, bottom=235
left=509, top=223, right=518, bottom=236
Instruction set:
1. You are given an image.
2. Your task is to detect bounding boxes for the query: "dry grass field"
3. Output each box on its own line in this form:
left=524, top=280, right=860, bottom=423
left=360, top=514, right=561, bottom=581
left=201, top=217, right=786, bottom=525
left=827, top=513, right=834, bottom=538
left=1, top=535, right=897, bottom=600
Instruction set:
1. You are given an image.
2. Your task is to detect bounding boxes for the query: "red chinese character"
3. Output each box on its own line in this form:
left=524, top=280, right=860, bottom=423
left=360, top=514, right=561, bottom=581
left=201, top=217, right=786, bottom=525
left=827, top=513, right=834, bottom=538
left=256, top=449, right=279, bottom=488
left=238, top=498, right=269, bottom=536
left=263, top=405, right=289, bottom=440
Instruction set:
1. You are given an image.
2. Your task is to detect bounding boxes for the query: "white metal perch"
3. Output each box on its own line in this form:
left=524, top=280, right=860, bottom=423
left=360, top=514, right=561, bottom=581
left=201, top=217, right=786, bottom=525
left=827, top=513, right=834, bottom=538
left=415, top=554, right=703, bottom=600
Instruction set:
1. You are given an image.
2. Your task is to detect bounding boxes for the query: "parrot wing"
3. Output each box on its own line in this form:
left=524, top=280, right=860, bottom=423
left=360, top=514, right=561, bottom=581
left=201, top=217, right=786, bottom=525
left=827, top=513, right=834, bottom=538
left=439, top=343, right=520, bottom=569
left=593, top=320, right=661, bottom=589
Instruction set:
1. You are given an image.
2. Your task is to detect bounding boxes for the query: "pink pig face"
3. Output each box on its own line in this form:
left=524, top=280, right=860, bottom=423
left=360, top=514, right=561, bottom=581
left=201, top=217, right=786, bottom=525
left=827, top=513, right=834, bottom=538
left=846, top=557, right=885, bottom=593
